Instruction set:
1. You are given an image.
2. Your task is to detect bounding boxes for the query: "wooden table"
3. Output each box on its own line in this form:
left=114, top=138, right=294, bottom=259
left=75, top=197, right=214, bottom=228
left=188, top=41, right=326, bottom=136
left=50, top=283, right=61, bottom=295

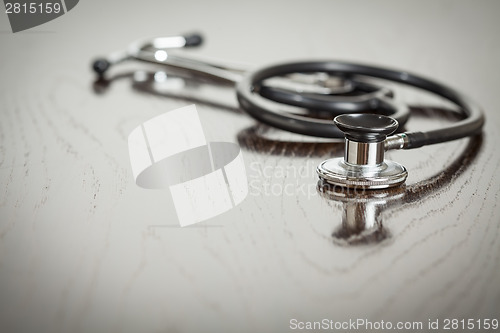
left=1, top=1, right=499, bottom=332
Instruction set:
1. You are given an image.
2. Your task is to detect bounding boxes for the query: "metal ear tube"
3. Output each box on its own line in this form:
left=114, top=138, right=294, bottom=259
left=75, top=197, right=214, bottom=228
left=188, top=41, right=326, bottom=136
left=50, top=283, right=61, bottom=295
left=317, top=114, right=408, bottom=189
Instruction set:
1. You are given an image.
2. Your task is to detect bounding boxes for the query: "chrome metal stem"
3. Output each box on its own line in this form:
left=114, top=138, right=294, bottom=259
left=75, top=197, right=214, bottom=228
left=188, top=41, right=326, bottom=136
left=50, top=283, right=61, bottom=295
left=345, top=140, right=384, bottom=166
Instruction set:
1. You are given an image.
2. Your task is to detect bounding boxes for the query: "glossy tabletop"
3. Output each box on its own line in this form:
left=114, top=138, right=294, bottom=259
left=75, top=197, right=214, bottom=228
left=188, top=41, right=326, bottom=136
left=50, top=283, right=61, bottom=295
left=1, top=1, right=499, bottom=332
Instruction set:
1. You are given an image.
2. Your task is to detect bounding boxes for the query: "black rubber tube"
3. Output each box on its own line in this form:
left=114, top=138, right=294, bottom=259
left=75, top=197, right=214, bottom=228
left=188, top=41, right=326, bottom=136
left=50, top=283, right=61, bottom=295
left=236, top=60, right=484, bottom=147
left=259, top=81, right=393, bottom=113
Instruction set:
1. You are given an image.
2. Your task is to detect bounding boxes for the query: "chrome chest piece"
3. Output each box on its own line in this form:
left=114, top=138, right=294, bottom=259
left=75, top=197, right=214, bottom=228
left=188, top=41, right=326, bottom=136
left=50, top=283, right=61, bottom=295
left=317, top=114, right=408, bottom=189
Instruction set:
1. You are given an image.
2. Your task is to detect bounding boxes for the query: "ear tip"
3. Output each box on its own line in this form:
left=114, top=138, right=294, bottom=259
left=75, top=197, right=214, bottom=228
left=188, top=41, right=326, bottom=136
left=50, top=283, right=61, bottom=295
left=92, top=58, right=110, bottom=75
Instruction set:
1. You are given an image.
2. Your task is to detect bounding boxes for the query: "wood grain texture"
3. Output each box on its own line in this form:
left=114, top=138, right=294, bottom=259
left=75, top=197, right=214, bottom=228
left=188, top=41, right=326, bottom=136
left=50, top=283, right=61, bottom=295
left=1, top=1, right=500, bottom=332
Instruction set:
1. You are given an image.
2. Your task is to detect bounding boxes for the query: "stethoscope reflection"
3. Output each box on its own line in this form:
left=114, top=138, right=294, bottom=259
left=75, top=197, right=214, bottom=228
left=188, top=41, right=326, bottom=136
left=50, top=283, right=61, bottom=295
left=317, top=134, right=482, bottom=246
left=93, top=69, right=350, bottom=155
left=93, top=68, right=345, bottom=113
left=318, top=183, right=403, bottom=246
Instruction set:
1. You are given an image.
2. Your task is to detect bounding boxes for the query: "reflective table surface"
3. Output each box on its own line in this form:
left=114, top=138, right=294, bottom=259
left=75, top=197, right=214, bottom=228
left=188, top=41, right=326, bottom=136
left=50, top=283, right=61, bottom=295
left=1, top=1, right=499, bottom=332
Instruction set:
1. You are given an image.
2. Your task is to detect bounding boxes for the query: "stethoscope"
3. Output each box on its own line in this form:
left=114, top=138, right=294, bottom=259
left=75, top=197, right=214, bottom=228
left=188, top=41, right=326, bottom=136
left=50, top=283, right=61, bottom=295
left=92, top=33, right=485, bottom=190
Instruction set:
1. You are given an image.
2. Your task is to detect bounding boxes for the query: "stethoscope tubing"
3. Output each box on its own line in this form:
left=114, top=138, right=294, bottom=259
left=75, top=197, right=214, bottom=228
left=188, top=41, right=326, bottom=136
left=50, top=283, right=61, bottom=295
left=236, top=60, right=484, bottom=148
left=93, top=35, right=484, bottom=149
